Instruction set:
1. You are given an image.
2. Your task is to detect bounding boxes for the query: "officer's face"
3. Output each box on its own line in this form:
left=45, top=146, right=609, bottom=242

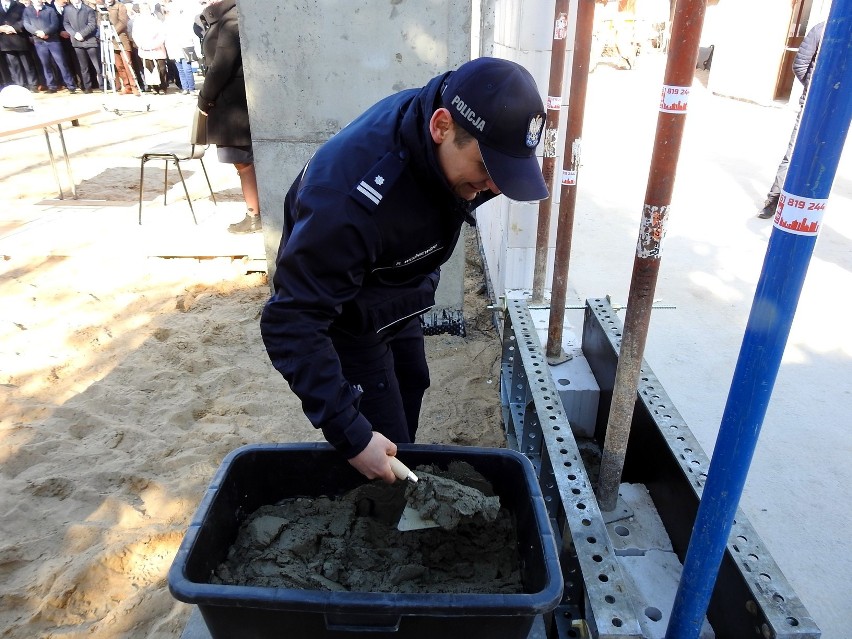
left=433, top=113, right=500, bottom=201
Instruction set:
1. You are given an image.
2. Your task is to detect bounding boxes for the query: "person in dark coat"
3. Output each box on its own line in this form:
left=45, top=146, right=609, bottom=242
left=758, top=21, right=826, bottom=219
left=197, top=0, right=260, bottom=234
left=259, top=57, right=548, bottom=482
left=22, top=0, right=77, bottom=92
left=62, top=0, right=99, bottom=92
left=0, top=0, right=39, bottom=90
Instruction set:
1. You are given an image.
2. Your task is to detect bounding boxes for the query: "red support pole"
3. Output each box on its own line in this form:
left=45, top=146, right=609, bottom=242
left=532, top=0, right=571, bottom=303
left=596, top=0, right=707, bottom=511
left=545, top=0, right=596, bottom=362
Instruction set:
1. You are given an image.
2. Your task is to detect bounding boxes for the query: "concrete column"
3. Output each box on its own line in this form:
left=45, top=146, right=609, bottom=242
left=237, top=0, right=475, bottom=324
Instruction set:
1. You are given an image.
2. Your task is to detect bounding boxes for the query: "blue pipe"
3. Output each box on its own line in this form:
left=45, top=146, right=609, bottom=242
left=666, top=4, right=852, bottom=638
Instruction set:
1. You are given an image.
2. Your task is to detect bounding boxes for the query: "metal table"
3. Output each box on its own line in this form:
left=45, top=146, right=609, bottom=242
left=0, top=108, right=99, bottom=200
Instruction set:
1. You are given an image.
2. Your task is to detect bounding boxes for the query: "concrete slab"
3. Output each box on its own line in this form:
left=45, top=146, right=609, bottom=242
left=0, top=88, right=265, bottom=269
left=608, top=483, right=673, bottom=556
left=620, top=549, right=715, bottom=639
left=0, top=198, right=264, bottom=266
left=608, top=485, right=712, bottom=639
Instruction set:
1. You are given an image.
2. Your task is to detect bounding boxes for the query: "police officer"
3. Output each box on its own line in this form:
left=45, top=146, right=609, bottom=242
left=260, top=57, right=548, bottom=482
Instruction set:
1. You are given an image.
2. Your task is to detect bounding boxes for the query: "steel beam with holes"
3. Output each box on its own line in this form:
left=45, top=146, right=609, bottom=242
left=501, top=299, right=643, bottom=639
left=582, top=297, right=818, bottom=638
left=500, top=296, right=818, bottom=638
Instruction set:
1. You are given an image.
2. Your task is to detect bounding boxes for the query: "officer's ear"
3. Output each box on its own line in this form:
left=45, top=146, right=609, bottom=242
left=429, top=108, right=454, bottom=145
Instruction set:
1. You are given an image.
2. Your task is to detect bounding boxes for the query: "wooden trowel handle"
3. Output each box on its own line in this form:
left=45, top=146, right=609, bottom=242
left=389, top=457, right=418, bottom=483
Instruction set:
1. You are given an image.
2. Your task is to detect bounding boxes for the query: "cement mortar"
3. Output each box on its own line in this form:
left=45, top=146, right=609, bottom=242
left=212, top=462, right=522, bottom=594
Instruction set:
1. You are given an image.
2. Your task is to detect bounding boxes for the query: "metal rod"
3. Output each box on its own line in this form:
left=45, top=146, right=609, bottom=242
left=666, top=5, right=852, bottom=637
left=596, top=0, right=707, bottom=512
left=56, top=123, right=77, bottom=200
left=545, top=0, right=595, bottom=362
left=531, top=0, right=570, bottom=303
left=43, top=127, right=64, bottom=200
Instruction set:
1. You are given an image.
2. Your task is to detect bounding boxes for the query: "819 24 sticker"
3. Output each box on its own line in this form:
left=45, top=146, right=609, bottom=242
left=773, top=190, right=827, bottom=236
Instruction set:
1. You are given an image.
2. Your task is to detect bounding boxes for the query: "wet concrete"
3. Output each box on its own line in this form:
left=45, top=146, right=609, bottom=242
left=213, top=462, right=522, bottom=594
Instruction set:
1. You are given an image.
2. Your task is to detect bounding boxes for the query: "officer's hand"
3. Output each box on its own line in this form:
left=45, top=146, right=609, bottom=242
left=348, top=432, right=398, bottom=483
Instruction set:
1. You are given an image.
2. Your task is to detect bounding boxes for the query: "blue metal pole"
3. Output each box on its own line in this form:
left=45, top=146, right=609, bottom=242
left=666, top=4, right=852, bottom=638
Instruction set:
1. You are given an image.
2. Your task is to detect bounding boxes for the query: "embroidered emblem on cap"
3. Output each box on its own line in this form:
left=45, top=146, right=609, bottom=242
left=526, top=114, right=544, bottom=148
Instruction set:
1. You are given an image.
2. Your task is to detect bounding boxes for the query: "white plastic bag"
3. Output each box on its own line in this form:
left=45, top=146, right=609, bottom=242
left=143, top=64, right=161, bottom=87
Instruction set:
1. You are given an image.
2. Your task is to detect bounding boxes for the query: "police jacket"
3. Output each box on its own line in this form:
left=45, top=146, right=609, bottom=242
left=260, top=72, right=496, bottom=459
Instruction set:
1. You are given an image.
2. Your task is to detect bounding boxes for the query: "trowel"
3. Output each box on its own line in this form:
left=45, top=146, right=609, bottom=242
left=388, top=457, right=440, bottom=531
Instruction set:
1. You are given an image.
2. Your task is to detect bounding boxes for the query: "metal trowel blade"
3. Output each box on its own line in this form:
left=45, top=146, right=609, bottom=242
left=397, top=505, right=440, bottom=531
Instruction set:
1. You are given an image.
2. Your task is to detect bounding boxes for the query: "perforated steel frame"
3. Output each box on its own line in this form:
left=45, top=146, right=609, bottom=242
left=501, top=299, right=643, bottom=638
left=500, top=298, right=820, bottom=639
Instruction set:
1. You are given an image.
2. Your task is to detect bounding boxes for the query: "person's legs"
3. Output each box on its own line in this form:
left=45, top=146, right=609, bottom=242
left=176, top=58, right=194, bottom=92
left=235, top=162, right=260, bottom=217
left=33, top=42, right=56, bottom=90
left=26, top=48, right=45, bottom=89
left=85, top=47, right=102, bottom=89
left=156, top=58, right=167, bottom=92
left=142, top=58, right=157, bottom=92
left=3, top=52, right=27, bottom=87
left=334, top=330, right=412, bottom=445
left=388, top=317, right=430, bottom=441
left=46, top=40, right=76, bottom=91
left=217, top=147, right=261, bottom=233
left=226, top=162, right=261, bottom=233
left=0, top=54, right=10, bottom=87
left=760, top=105, right=804, bottom=218
left=62, top=39, right=81, bottom=89
left=113, top=49, right=135, bottom=93
left=73, top=47, right=92, bottom=91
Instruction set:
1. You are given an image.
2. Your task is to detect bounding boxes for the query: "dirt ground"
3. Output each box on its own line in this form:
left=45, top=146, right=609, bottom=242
left=0, top=88, right=504, bottom=638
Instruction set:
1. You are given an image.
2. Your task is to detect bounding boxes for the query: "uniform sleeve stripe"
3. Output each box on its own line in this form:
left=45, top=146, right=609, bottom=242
left=356, top=182, right=382, bottom=205
left=359, top=181, right=383, bottom=200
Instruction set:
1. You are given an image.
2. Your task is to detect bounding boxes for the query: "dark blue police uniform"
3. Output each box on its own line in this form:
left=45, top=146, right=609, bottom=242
left=260, top=72, right=497, bottom=460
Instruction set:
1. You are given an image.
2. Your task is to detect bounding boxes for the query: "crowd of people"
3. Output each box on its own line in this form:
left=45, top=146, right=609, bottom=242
left=0, top=0, right=208, bottom=96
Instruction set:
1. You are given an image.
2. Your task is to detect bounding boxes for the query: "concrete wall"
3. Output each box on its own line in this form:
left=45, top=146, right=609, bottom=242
left=239, top=0, right=572, bottom=307
left=238, top=0, right=475, bottom=318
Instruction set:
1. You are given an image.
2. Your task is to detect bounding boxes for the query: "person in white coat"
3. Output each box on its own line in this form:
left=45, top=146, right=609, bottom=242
left=131, top=1, right=167, bottom=93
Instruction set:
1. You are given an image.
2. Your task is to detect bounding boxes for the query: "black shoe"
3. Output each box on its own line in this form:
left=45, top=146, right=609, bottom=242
left=228, top=213, right=262, bottom=234
left=82, top=88, right=93, bottom=94
left=758, top=195, right=779, bottom=219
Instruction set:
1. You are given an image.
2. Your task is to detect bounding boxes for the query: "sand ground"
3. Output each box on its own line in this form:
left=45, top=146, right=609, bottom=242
left=0, top=86, right=503, bottom=638
left=1, top=48, right=851, bottom=638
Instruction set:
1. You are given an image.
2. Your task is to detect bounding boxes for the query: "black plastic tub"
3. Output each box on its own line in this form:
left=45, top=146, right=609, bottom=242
left=168, top=443, right=562, bottom=639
